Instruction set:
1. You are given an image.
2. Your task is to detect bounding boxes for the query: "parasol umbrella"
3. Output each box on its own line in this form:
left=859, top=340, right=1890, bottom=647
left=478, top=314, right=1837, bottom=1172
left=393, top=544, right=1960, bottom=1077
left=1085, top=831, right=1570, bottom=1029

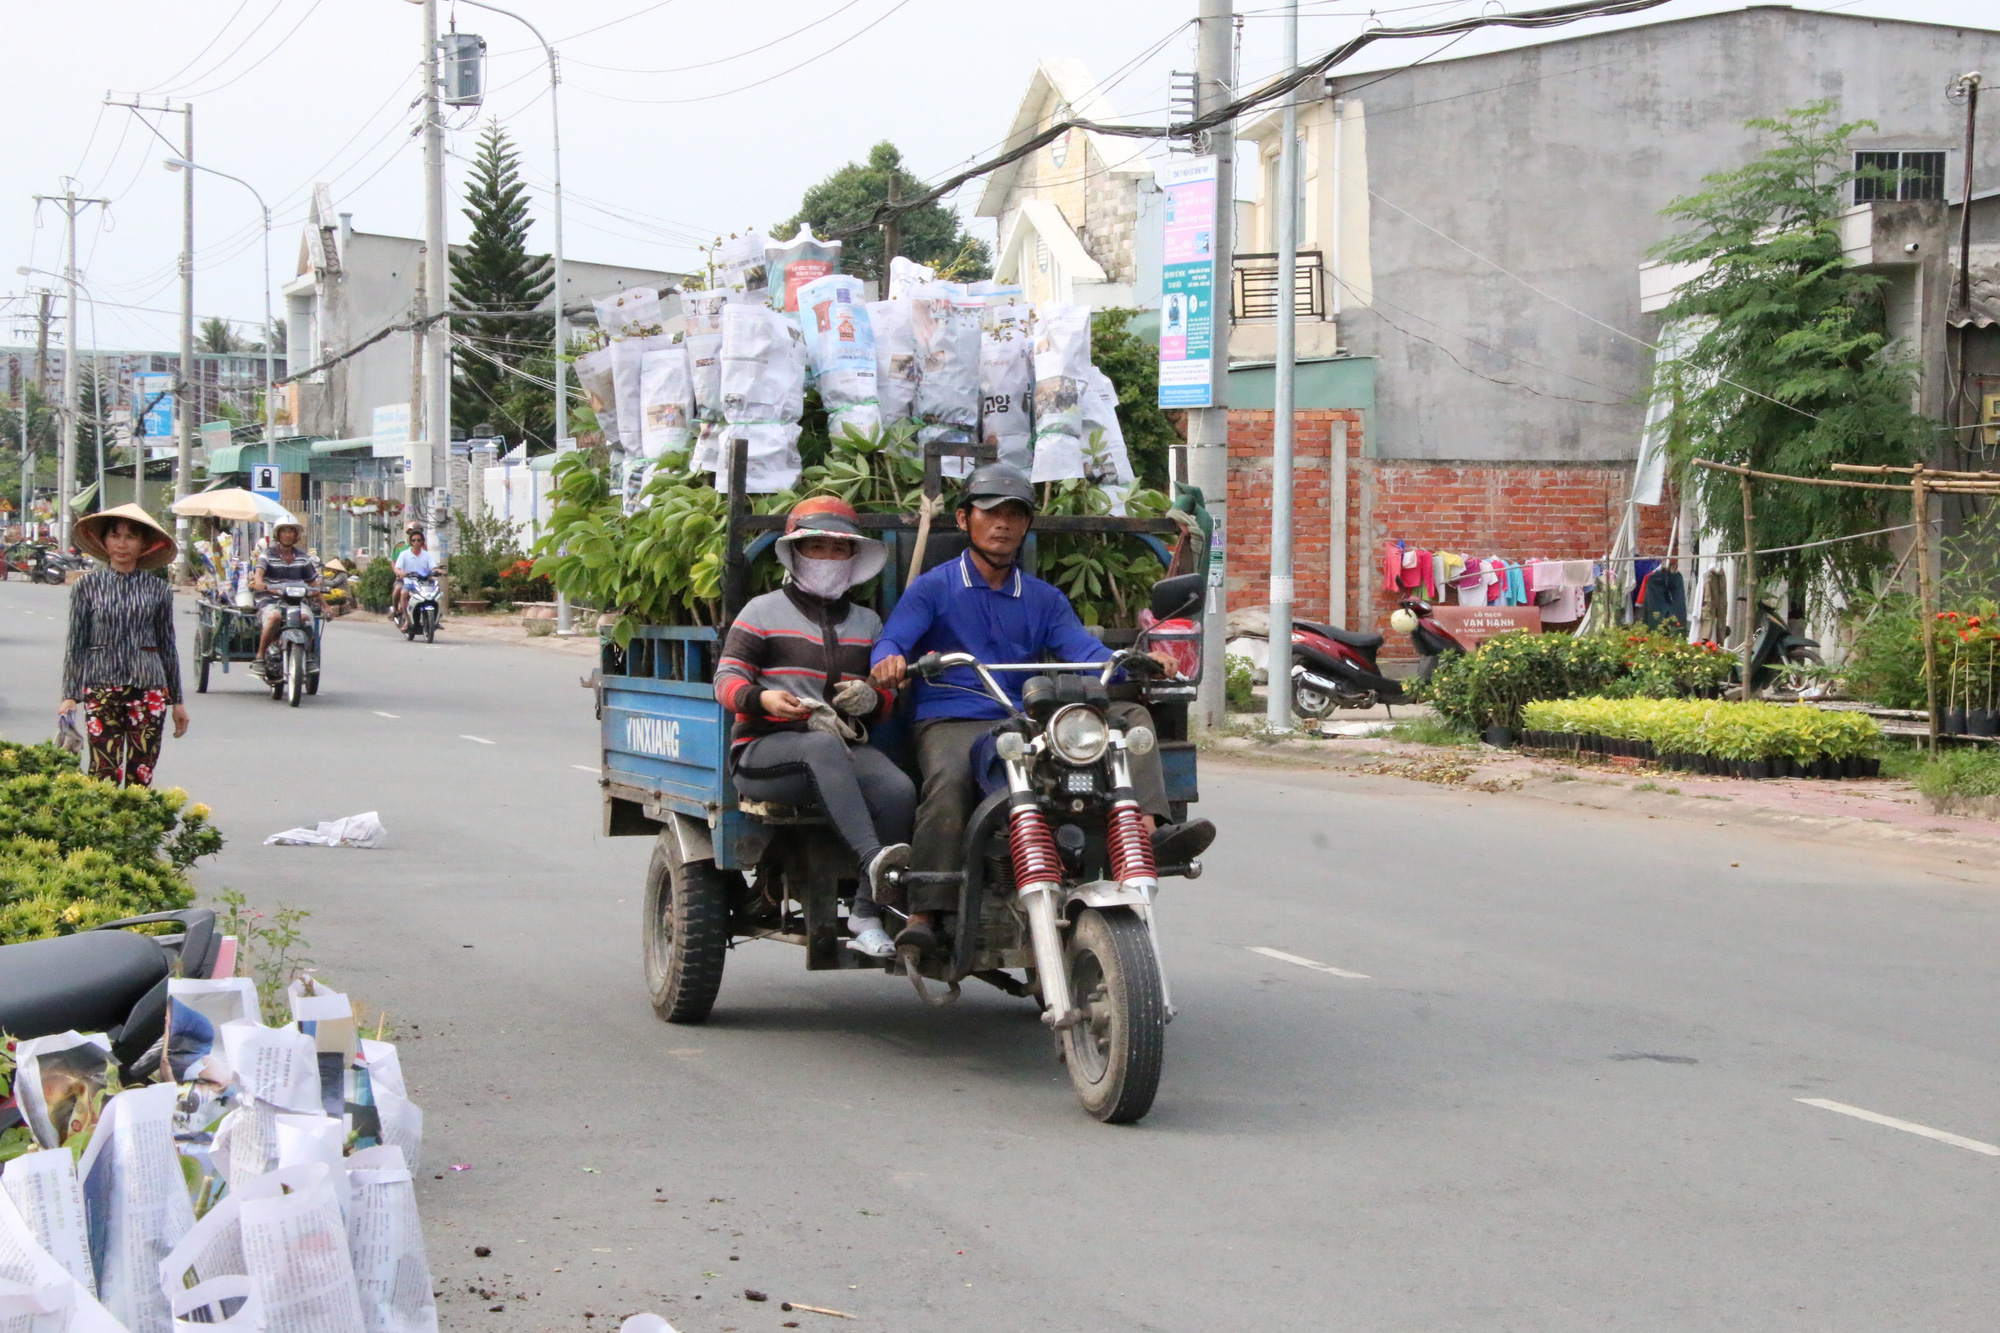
left=171, top=488, right=299, bottom=525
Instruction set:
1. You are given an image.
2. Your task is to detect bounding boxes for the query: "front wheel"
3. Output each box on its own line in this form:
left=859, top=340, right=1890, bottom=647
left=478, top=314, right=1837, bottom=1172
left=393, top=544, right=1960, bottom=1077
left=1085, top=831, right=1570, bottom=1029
left=423, top=610, right=436, bottom=644
left=642, top=831, right=731, bottom=1024
left=1063, top=907, right=1165, bottom=1123
left=285, top=645, right=304, bottom=707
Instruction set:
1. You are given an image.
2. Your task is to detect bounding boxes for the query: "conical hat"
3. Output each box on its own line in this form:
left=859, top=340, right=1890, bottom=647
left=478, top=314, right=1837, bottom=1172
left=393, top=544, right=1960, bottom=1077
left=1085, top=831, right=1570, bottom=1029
left=73, top=504, right=178, bottom=571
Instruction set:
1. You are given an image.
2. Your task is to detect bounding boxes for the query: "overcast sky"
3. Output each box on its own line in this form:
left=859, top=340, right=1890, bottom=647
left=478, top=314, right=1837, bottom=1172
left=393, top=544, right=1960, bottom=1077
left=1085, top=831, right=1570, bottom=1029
left=3, top=0, right=1994, bottom=353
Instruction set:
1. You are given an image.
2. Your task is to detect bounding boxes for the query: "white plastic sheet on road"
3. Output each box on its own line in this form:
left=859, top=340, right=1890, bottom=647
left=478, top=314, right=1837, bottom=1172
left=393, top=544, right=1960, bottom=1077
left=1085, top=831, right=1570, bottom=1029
left=264, top=814, right=385, bottom=849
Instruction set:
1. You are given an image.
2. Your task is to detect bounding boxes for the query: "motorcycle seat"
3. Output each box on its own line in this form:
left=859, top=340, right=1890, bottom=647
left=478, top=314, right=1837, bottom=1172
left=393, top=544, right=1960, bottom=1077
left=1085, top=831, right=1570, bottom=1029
left=1294, top=620, right=1384, bottom=652
left=0, top=929, right=168, bottom=1043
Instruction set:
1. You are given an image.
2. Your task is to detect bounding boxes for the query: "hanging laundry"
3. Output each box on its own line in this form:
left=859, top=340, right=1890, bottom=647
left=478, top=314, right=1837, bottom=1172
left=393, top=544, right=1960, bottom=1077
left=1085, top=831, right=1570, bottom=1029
left=1527, top=559, right=1563, bottom=594
left=1639, top=567, right=1688, bottom=631
left=1381, top=540, right=1405, bottom=594
left=1503, top=561, right=1528, bottom=606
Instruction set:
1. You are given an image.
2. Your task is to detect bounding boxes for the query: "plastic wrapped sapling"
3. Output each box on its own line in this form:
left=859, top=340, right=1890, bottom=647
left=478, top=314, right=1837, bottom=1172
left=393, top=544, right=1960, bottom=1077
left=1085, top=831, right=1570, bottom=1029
left=719, top=302, right=808, bottom=492
left=1031, top=302, right=1092, bottom=482
left=979, top=301, right=1034, bottom=474
left=766, top=227, right=840, bottom=315
left=910, top=284, right=983, bottom=477
left=797, top=274, right=879, bottom=441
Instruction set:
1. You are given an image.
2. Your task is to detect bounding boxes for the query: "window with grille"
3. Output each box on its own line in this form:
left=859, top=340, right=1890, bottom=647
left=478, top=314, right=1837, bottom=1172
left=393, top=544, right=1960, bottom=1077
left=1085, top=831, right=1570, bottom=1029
left=1854, top=150, right=1946, bottom=203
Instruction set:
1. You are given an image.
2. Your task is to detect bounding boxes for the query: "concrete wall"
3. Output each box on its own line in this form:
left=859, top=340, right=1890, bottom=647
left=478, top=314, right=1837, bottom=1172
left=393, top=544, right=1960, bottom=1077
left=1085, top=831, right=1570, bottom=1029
left=1331, top=6, right=2000, bottom=464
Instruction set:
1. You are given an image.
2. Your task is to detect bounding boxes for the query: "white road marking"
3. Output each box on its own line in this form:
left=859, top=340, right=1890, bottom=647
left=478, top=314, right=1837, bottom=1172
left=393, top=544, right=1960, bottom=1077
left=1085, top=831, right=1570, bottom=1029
left=372, top=711, right=400, bottom=719
left=1797, top=1098, right=2000, bottom=1156
left=1246, top=946, right=1370, bottom=979
left=572, top=765, right=597, bottom=773
left=461, top=734, right=495, bottom=745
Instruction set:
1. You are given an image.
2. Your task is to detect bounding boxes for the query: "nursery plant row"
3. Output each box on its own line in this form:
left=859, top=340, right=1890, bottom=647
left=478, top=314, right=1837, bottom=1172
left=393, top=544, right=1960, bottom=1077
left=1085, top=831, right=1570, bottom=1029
left=1516, top=697, right=1883, bottom=780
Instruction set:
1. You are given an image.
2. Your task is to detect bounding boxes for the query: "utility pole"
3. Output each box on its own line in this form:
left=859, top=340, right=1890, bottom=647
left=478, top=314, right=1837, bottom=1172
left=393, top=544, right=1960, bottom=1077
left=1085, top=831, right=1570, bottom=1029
left=1265, top=0, right=1300, bottom=733
left=1191, top=0, right=1236, bottom=731
left=108, top=95, right=194, bottom=562
left=420, top=0, right=449, bottom=530
left=32, top=291, right=53, bottom=393
left=882, top=173, right=901, bottom=288
left=32, top=187, right=109, bottom=550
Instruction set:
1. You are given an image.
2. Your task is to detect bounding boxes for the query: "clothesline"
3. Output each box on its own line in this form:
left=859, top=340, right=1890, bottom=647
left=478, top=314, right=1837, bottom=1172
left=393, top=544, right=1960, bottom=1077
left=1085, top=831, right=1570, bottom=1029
left=1595, top=517, right=1933, bottom=566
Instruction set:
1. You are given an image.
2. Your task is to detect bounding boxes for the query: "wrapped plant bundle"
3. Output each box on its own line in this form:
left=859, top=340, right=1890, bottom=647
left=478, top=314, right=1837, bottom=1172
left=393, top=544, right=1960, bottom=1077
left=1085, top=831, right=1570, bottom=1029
left=639, top=344, right=694, bottom=462
left=797, top=273, right=879, bottom=440
left=979, top=302, right=1034, bottom=474
left=1031, top=302, right=1092, bottom=482
left=887, top=255, right=935, bottom=300
left=766, top=226, right=840, bottom=314
left=1080, top=365, right=1135, bottom=487
left=717, top=230, right=770, bottom=303
left=611, top=333, right=674, bottom=453
left=683, top=290, right=729, bottom=474
left=911, top=284, right=982, bottom=475
left=720, top=303, right=808, bottom=492
left=869, top=299, right=919, bottom=428
left=572, top=347, right=621, bottom=449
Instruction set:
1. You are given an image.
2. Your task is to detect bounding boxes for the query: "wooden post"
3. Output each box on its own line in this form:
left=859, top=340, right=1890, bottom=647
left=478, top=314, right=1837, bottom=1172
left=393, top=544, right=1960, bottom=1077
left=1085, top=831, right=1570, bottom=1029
left=1914, top=473, right=1938, bottom=749
left=1739, top=470, right=1757, bottom=701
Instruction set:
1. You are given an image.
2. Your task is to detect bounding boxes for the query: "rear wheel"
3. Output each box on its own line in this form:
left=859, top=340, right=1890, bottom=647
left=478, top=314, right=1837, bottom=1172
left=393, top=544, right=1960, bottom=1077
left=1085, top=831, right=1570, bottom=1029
left=196, top=654, right=211, bottom=694
left=1063, top=907, right=1165, bottom=1123
left=1292, top=678, right=1338, bottom=721
left=643, top=830, right=730, bottom=1024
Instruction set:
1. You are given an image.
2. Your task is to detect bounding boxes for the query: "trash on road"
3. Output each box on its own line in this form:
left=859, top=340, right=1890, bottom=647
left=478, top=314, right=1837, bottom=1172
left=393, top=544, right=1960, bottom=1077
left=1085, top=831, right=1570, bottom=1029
left=781, top=1302, right=858, bottom=1319
left=264, top=811, right=387, bottom=848
left=619, top=1316, right=679, bottom=1333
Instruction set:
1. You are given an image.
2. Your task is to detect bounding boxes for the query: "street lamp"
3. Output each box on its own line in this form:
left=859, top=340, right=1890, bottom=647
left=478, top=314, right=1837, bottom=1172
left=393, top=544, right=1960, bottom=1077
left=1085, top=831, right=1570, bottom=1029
left=446, top=0, right=570, bottom=630
left=162, top=157, right=276, bottom=456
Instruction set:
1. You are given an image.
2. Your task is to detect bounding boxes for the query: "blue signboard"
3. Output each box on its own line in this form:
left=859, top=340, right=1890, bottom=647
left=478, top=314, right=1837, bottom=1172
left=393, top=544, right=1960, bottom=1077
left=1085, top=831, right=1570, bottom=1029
left=135, top=373, right=175, bottom=439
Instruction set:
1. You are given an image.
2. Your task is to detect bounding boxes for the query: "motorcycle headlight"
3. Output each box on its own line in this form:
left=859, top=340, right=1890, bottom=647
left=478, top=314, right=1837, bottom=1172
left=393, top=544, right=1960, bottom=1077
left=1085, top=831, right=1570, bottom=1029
left=1047, top=704, right=1111, bottom=766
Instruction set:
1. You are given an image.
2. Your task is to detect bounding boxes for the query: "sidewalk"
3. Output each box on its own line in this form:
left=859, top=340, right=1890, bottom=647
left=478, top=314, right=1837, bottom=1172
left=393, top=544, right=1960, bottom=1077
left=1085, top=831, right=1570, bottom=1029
left=1206, top=726, right=2000, bottom=861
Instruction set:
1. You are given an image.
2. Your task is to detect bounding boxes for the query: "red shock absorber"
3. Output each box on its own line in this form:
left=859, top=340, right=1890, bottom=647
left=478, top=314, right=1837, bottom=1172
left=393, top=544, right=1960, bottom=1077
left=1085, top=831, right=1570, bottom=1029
left=1106, top=798, right=1157, bottom=888
left=1007, top=801, right=1064, bottom=893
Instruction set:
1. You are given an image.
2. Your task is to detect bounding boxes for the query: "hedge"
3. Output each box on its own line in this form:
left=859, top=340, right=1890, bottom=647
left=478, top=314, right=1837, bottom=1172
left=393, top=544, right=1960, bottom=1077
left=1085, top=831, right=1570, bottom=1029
left=0, top=740, right=225, bottom=945
left=1519, top=698, right=1881, bottom=773
left=1411, top=627, right=1735, bottom=731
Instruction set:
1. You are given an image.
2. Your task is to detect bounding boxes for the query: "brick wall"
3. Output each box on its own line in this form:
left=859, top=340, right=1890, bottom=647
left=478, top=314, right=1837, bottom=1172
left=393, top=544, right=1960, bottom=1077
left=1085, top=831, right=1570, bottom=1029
left=1225, top=409, right=1676, bottom=656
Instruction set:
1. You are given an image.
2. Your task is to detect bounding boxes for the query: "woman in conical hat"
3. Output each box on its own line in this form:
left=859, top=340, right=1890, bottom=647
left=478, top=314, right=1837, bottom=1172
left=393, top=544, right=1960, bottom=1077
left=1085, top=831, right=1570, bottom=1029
left=61, top=505, right=188, bottom=786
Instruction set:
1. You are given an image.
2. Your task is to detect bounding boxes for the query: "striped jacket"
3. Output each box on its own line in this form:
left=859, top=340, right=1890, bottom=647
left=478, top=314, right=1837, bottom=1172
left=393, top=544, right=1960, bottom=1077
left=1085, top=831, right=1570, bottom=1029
left=713, top=586, right=893, bottom=750
left=63, top=568, right=183, bottom=704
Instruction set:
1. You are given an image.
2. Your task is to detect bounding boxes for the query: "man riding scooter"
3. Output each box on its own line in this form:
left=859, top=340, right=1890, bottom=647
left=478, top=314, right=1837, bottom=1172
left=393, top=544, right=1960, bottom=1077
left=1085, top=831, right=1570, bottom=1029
left=869, top=463, right=1215, bottom=954
left=250, top=521, right=320, bottom=676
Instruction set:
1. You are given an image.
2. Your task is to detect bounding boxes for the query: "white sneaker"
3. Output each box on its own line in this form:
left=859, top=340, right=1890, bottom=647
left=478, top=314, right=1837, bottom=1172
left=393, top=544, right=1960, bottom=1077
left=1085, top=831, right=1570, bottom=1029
left=847, top=924, right=896, bottom=958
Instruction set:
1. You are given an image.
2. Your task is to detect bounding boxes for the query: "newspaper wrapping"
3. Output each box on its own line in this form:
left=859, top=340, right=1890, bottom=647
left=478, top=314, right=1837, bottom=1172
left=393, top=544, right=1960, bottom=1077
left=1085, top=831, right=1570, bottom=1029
left=77, top=1084, right=196, bottom=1333
left=1, top=1151, right=94, bottom=1297
left=218, top=1022, right=321, bottom=1115
left=1030, top=303, right=1092, bottom=483
left=609, top=334, right=675, bottom=474
left=867, top=300, right=918, bottom=431
left=0, top=1178, right=125, bottom=1333
left=978, top=303, right=1034, bottom=475
left=572, top=348, right=620, bottom=450
left=10, top=1034, right=113, bottom=1152
left=718, top=304, right=807, bottom=493
left=796, top=274, right=879, bottom=440
left=1079, top=365, right=1136, bottom=490
left=910, top=285, right=983, bottom=478
left=886, top=256, right=935, bottom=301
left=344, top=1147, right=436, bottom=1333
left=357, top=1043, right=421, bottom=1176
left=161, top=1163, right=364, bottom=1333
left=638, top=344, right=694, bottom=463
left=682, top=290, right=730, bottom=475
left=716, top=232, right=770, bottom=304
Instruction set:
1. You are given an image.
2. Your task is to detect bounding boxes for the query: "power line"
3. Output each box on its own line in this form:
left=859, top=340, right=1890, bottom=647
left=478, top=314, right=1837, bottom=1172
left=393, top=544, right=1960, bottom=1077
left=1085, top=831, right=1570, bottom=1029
left=150, top=0, right=287, bottom=96
left=181, top=0, right=331, bottom=99
left=565, top=0, right=869, bottom=75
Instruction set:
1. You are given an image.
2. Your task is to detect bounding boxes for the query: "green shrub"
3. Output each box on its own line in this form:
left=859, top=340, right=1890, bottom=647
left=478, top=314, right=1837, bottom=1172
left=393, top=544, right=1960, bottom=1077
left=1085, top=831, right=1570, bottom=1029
left=356, top=556, right=396, bottom=613
left=1224, top=652, right=1256, bottom=712
left=0, top=762, right=225, bottom=945
left=1411, top=627, right=1732, bottom=731
left=1520, top=697, right=1880, bottom=762
left=1910, top=748, right=2000, bottom=801
left=1841, top=594, right=1925, bottom=708
left=1387, top=716, right=1477, bottom=746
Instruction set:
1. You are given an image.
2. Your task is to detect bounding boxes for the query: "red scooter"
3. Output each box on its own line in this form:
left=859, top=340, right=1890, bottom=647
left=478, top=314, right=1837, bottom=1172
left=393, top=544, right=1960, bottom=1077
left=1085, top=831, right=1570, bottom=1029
left=1288, top=598, right=1470, bottom=720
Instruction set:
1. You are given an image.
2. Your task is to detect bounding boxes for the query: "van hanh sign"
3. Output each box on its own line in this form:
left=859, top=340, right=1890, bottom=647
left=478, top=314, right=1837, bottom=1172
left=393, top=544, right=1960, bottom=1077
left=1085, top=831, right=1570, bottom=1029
left=1157, top=155, right=1219, bottom=410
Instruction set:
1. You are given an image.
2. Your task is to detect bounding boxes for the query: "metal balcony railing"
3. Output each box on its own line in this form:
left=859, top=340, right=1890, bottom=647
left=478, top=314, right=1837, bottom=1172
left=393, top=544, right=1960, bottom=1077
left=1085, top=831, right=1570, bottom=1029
left=1231, top=251, right=1326, bottom=321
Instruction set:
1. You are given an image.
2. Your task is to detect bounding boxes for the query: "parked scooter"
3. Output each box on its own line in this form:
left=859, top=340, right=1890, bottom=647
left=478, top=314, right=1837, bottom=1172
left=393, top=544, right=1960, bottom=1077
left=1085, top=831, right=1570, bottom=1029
left=0, top=909, right=223, bottom=1082
left=4, top=540, right=83, bottom=584
left=1389, top=597, right=1472, bottom=682
left=1288, top=618, right=1407, bottom=718
left=1735, top=598, right=1822, bottom=695
left=394, top=576, right=442, bottom=643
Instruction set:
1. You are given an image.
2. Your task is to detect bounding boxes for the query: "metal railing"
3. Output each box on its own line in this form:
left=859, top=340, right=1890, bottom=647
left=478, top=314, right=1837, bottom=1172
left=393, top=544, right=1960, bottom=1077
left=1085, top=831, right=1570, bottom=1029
left=1231, top=251, right=1326, bottom=321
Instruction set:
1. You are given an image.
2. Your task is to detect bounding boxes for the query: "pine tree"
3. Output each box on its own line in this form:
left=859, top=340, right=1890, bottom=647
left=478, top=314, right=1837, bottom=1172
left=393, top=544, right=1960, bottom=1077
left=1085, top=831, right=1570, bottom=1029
left=452, top=119, right=555, bottom=447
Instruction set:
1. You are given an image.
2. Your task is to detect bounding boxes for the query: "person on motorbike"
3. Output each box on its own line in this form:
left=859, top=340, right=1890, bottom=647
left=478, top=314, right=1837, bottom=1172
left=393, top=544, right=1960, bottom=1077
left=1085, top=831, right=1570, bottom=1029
left=391, top=528, right=442, bottom=625
left=250, top=521, right=321, bottom=670
left=713, top=497, right=914, bottom=958
left=869, top=463, right=1215, bottom=953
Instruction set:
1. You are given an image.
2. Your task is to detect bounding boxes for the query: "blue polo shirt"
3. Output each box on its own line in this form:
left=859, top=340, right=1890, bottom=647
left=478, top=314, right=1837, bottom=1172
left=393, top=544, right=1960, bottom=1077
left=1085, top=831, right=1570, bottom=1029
left=873, top=551, right=1112, bottom=721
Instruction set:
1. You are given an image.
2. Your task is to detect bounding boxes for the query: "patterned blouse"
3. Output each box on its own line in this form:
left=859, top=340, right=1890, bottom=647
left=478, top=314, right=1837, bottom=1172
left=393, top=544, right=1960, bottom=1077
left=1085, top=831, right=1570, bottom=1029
left=62, top=569, right=184, bottom=704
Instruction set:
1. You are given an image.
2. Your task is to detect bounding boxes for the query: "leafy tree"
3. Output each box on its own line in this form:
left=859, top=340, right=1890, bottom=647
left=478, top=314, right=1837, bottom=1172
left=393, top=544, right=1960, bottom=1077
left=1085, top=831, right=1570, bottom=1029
left=197, top=317, right=243, bottom=354
left=452, top=119, right=555, bottom=447
left=1653, top=101, right=1932, bottom=597
left=776, top=141, right=990, bottom=286
left=0, top=388, right=60, bottom=515
left=1091, top=309, right=1181, bottom=490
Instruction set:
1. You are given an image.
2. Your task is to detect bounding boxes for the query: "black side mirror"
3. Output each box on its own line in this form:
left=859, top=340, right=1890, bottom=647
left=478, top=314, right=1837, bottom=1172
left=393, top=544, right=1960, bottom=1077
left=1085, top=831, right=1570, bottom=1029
left=1149, top=573, right=1204, bottom=621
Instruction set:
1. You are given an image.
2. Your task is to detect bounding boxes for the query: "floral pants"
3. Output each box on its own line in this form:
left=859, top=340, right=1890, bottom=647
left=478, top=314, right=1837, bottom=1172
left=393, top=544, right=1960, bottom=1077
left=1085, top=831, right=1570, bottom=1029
left=84, top=685, right=167, bottom=787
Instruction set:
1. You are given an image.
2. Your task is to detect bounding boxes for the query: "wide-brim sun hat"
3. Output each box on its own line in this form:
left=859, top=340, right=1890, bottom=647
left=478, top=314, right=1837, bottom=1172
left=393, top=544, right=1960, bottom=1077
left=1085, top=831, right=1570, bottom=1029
left=774, top=496, right=887, bottom=584
left=73, top=504, right=178, bottom=571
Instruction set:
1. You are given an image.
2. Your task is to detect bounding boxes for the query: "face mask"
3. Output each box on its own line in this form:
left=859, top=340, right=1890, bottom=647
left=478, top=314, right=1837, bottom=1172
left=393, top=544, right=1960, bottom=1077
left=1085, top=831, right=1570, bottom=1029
left=792, top=555, right=854, bottom=599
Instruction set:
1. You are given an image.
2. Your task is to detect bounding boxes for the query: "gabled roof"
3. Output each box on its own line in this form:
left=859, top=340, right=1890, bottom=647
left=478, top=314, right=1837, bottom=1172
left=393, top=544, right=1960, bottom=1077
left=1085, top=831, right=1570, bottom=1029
left=976, top=58, right=1156, bottom=219
left=995, top=199, right=1108, bottom=286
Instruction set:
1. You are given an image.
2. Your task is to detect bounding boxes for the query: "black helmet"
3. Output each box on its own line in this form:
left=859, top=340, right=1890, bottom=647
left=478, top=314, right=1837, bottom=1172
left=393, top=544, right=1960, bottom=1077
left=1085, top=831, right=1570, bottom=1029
left=957, top=462, right=1036, bottom=515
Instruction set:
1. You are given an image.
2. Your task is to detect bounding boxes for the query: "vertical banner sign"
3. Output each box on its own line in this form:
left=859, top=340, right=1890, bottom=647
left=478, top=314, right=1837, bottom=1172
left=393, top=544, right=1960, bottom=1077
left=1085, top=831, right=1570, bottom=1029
left=1157, top=155, right=1219, bottom=409
left=135, top=373, right=176, bottom=458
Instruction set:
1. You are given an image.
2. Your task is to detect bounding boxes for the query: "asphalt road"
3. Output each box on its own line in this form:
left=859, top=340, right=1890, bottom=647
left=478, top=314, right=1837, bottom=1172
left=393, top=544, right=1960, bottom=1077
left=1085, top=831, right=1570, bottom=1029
left=4, top=576, right=1997, bottom=1332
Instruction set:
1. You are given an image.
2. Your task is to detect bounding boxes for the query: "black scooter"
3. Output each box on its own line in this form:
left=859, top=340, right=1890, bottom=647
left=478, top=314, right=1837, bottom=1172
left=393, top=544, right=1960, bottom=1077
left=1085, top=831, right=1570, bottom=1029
left=1735, top=599, right=1822, bottom=695
left=0, top=909, right=224, bottom=1085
